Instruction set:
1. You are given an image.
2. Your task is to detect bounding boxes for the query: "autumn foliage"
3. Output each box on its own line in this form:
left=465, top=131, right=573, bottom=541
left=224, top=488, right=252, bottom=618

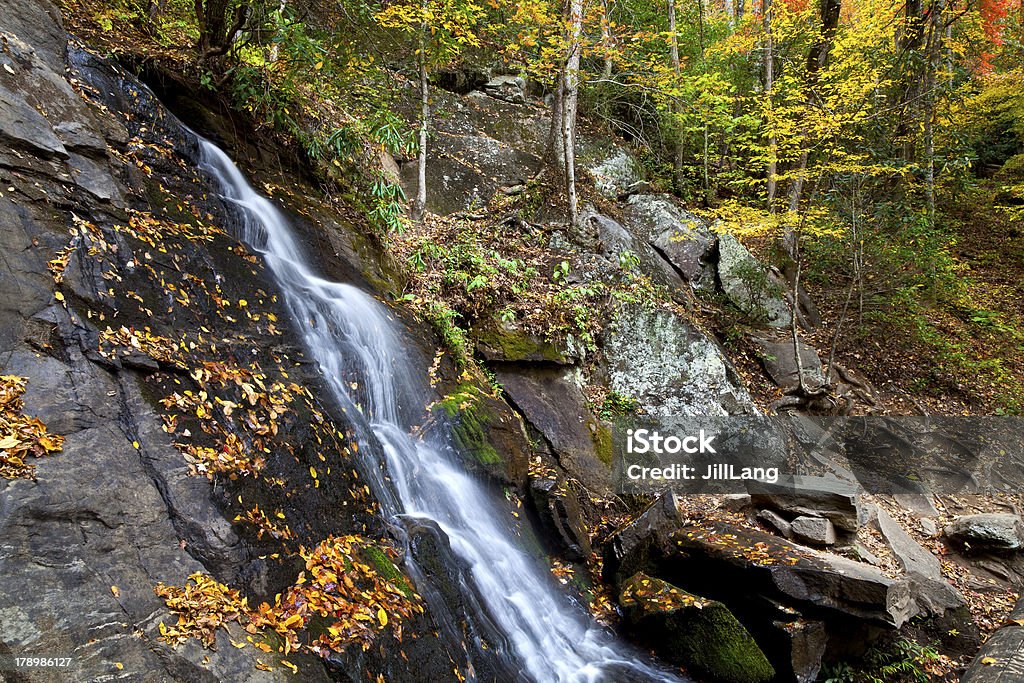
left=0, top=376, right=65, bottom=480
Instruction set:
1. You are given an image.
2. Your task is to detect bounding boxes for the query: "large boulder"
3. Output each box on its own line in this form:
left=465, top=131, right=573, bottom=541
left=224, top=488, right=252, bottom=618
left=473, top=321, right=575, bottom=364
left=585, top=209, right=686, bottom=291
left=667, top=522, right=915, bottom=627
left=619, top=573, right=774, bottom=683
left=495, top=366, right=610, bottom=491
left=622, top=194, right=717, bottom=289
left=603, top=492, right=683, bottom=587
left=945, top=513, right=1024, bottom=552
left=602, top=303, right=754, bottom=417
left=581, top=145, right=644, bottom=198
left=399, top=89, right=547, bottom=215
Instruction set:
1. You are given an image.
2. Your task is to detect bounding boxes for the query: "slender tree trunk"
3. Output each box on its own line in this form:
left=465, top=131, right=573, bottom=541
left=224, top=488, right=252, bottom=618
left=724, top=0, right=735, bottom=26
left=413, top=21, right=429, bottom=221
left=923, top=0, right=940, bottom=229
left=763, top=0, right=777, bottom=211
left=784, top=0, right=840, bottom=240
left=544, top=77, right=566, bottom=173
left=602, top=0, right=614, bottom=78
left=269, top=0, right=287, bottom=63
left=563, top=0, right=584, bottom=230
left=668, top=0, right=684, bottom=191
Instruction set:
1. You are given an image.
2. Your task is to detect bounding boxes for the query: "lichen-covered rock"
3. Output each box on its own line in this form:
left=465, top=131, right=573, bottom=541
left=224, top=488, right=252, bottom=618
left=602, top=303, right=754, bottom=417
left=619, top=573, right=775, bottom=683
left=623, top=194, right=717, bottom=289
left=399, top=89, right=547, bottom=215
left=717, top=234, right=791, bottom=327
left=581, top=146, right=643, bottom=198
left=945, top=513, right=1024, bottom=552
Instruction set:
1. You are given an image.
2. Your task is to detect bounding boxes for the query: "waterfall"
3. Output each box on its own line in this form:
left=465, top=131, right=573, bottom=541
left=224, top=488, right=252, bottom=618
left=197, top=139, right=683, bottom=683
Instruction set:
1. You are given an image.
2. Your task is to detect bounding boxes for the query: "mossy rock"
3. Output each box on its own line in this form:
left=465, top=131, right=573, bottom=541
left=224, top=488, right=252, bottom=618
left=620, top=573, right=774, bottom=683
left=436, top=382, right=529, bottom=486
left=473, top=323, right=571, bottom=364
left=591, top=422, right=614, bottom=467
left=360, top=544, right=416, bottom=598
left=438, top=384, right=503, bottom=466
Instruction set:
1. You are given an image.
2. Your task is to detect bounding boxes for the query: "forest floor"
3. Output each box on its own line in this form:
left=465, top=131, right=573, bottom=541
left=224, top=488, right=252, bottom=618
left=806, top=179, right=1024, bottom=416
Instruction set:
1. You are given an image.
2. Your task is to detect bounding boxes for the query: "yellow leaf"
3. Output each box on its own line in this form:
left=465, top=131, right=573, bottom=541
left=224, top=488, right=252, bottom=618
left=132, top=441, right=140, bottom=449
left=0, top=435, right=21, bottom=450
left=54, top=291, right=65, bottom=302
left=281, top=660, right=298, bottom=674
left=981, top=657, right=998, bottom=665
left=114, top=662, right=124, bottom=670
left=309, top=466, right=317, bottom=479
left=110, top=585, right=120, bottom=597
left=377, top=607, right=388, bottom=627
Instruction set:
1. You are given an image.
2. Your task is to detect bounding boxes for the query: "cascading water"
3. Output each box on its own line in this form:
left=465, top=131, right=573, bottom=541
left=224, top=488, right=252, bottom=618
left=198, top=139, right=684, bottom=683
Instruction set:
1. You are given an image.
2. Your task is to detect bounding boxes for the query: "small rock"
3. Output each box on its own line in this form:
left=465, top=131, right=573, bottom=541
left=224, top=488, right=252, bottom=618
left=757, top=509, right=793, bottom=539
left=721, top=493, right=752, bottom=511
left=945, top=513, right=1024, bottom=552
left=920, top=518, right=938, bottom=537
left=853, top=544, right=882, bottom=566
left=791, top=516, right=836, bottom=545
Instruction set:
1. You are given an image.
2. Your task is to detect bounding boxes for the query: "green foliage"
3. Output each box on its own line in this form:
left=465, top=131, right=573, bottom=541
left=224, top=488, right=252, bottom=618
left=597, top=390, right=639, bottom=420
left=824, top=638, right=944, bottom=683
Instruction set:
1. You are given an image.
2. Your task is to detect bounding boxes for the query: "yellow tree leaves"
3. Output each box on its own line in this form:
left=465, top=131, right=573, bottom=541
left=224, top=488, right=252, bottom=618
left=155, top=537, right=421, bottom=664
left=155, top=573, right=249, bottom=648
left=99, top=326, right=185, bottom=368
left=0, top=375, right=65, bottom=480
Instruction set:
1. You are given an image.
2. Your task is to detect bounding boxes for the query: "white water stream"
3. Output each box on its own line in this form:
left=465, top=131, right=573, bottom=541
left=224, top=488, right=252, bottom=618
left=198, top=139, right=681, bottom=683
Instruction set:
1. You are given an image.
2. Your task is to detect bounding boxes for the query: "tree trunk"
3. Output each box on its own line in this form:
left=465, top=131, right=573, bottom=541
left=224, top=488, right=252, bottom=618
left=602, top=0, right=614, bottom=78
left=668, top=0, right=684, bottom=191
left=923, top=0, right=941, bottom=229
left=763, top=0, right=777, bottom=211
left=563, top=0, right=584, bottom=230
left=784, top=0, right=840, bottom=234
left=544, top=76, right=566, bottom=173
left=195, top=0, right=248, bottom=63
left=413, top=21, right=429, bottom=221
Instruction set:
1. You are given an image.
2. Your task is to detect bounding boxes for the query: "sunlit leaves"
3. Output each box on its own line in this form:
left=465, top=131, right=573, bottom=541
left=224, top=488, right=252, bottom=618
left=0, top=376, right=65, bottom=480
left=156, top=537, right=421, bottom=663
